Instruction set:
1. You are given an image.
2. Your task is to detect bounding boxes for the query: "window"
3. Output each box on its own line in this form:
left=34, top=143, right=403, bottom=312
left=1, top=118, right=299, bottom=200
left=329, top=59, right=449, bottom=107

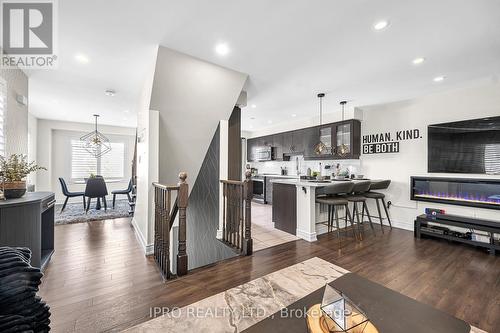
left=0, top=78, right=6, bottom=157
left=71, top=140, right=125, bottom=180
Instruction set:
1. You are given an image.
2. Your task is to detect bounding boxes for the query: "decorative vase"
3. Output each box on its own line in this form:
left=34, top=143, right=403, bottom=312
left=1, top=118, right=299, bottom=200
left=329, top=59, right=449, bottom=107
left=3, top=180, right=27, bottom=199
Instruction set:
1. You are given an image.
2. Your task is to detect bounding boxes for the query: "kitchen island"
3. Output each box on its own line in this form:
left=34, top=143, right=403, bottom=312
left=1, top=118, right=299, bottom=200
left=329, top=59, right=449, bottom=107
left=270, top=178, right=381, bottom=242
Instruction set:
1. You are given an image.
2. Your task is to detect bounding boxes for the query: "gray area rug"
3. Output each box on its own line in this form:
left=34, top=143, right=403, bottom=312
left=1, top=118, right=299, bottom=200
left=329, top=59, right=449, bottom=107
left=55, top=199, right=130, bottom=225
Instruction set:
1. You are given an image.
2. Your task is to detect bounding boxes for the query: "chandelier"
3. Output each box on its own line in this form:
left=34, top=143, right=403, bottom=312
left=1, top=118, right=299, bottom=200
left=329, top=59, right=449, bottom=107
left=80, top=114, right=111, bottom=158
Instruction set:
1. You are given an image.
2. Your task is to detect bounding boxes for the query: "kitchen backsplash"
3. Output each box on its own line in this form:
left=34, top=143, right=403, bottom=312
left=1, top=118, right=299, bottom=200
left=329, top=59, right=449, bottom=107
left=248, top=156, right=362, bottom=177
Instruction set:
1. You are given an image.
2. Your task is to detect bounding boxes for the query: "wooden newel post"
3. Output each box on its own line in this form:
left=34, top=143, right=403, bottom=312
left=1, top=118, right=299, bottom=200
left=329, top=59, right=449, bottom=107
left=177, top=172, right=188, bottom=276
left=243, top=170, right=253, bottom=255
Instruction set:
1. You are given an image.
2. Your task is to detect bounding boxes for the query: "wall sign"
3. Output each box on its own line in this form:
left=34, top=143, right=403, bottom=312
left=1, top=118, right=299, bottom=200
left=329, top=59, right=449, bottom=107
left=362, top=129, right=422, bottom=154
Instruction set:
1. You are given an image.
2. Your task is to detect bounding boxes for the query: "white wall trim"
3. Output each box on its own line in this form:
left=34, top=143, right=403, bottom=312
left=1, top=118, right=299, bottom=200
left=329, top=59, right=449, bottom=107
left=218, top=120, right=229, bottom=239
left=296, top=228, right=317, bottom=242
left=131, top=217, right=153, bottom=255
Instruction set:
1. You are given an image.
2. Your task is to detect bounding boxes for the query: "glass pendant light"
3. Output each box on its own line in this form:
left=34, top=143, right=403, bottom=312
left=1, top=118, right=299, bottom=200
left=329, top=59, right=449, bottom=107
left=337, top=101, right=350, bottom=157
left=314, top=93, right=327, bottom=155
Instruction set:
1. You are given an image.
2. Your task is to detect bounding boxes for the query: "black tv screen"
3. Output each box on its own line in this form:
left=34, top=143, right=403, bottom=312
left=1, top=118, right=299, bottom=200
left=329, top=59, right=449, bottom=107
left=428, top=116, right=500, bottom=175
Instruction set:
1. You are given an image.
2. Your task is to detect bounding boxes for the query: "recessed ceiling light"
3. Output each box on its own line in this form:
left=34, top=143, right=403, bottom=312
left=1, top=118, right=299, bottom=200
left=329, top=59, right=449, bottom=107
left=75, top=53, right=89, bottom=64
left=412, top=57, right=425, bottom=65
left=291, top=114, right=297, bottom=118
left=215, top=43, right=230, bottom=56
left=433, top=76, right=446, bottom=82
left=123, top=110, right=130, bottom=113
left=251, top=104, right=257, bottom=108
left=267, top=120, right=273, bottom=124
left=249, top=125, right=254, bottom=129
left=373, top=20, right=389, bottom=31
left=104, top=89, right=116, bottom=96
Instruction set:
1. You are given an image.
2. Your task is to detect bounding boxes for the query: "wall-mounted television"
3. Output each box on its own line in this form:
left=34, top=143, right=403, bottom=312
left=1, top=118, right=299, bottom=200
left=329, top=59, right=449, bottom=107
left=428, top=116, right=500, bottom=175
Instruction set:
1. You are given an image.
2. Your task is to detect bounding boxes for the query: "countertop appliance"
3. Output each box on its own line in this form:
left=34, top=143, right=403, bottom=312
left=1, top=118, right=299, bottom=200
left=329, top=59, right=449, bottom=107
left=253, top=147, right=276, bottom=161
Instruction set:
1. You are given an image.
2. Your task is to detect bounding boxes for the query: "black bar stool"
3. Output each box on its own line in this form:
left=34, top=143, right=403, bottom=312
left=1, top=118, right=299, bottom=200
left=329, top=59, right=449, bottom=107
left=344, top=180, right=375, bottom=237
left=316, top=182, right=357, bottom=246
left=364, top=180, right=392, bottom=231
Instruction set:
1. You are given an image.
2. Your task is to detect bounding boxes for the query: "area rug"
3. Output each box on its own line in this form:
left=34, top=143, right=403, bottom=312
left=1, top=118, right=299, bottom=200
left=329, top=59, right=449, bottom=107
left=55, top=199, right=130, bottom=225
left=126, top=257, right=487, bottom=333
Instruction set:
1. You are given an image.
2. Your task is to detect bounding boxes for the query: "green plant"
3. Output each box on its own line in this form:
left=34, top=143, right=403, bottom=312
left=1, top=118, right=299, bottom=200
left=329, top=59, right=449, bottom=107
left=0, top=154, right=46, bottom=182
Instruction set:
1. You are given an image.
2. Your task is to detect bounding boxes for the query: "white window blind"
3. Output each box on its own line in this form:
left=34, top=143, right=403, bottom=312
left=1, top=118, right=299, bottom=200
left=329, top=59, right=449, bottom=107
left=71, top=140, right=97, bottom=179
left=100, top=142, right=125, bottom=179
left=0, top=78, right=6, bottom=157
left=71, top=140, right=126, bottom=180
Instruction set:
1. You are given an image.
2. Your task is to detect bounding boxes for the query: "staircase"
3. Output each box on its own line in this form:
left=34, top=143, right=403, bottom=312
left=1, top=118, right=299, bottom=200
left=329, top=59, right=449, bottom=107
left=219, top=171, right=253, bottom=255
left=152, top=172, right=189, bottom=280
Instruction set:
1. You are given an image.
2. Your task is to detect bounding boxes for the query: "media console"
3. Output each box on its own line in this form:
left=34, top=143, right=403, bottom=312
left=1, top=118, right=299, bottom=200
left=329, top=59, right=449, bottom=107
left=415, top=214, right=500, bottom=255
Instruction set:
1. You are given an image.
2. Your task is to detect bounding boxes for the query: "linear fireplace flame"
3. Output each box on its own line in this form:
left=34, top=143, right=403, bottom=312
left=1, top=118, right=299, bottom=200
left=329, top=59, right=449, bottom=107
left=411, top=177, right=500, bottom=210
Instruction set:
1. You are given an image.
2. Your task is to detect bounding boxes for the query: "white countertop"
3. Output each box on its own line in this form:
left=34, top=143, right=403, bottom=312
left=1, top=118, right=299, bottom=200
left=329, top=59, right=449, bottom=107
left=270, top=178, right=377, bottom=187
left=253, top=174, right=300, bottom=179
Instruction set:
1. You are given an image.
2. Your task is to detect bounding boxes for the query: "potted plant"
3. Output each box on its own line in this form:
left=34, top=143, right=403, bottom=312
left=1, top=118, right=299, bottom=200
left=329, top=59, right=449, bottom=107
left=0, top=154, right=46, bottom=199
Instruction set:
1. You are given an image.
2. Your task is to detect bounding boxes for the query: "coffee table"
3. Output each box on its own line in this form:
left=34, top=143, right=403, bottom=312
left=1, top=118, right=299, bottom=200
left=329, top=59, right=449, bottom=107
left=242, top=273, right=471, bottom=333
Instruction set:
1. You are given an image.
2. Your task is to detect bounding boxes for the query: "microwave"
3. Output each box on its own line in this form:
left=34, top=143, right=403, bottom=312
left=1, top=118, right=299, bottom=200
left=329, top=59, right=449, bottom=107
left=253, top=147, right=276, bottom=161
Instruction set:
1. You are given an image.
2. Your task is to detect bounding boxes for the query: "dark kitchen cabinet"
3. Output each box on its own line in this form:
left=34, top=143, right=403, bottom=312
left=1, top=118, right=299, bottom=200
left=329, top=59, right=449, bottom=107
left=291, top=129, right=305, bottom=153
left=303, top=126, right=320, bottom=158
left=272, top=133, right=284, bottom=160
left=332, top=119, right=361, bottom=159
left=282, top=132, right=293, bottom=154
left=247, top=119, right=361, bottom=162
left=246, top=138, right=257, bottom=162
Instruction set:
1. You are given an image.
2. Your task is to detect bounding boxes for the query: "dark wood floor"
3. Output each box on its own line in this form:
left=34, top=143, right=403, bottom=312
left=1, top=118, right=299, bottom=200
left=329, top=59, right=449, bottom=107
left=39, top=218, right=500, bottom=333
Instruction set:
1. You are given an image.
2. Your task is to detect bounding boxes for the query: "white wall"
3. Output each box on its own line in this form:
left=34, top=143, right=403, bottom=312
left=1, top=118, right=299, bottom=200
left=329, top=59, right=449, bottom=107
left=27, top=112, right=38, bottom=186
left=150, top=46, right=248, bottom=187
left=131, top=46, right=158, bottom=252
left=0, top=66, right=29, bottom=156
left=359, top=80, right=500, bottom=229
left=36, top=119, right=136, bottom=201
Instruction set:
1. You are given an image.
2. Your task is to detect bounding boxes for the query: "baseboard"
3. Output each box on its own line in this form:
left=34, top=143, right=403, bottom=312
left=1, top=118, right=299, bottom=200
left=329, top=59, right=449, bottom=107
left=131, top=217, right=154, bottom=255
left=296, top=229, right=317, bottom=242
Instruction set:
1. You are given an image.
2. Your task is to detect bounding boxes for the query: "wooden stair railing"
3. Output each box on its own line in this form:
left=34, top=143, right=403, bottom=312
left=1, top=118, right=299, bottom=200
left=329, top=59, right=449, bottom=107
left=220, top=171, right=253, bottom=255
left=152, top=172, right=188, bottom=280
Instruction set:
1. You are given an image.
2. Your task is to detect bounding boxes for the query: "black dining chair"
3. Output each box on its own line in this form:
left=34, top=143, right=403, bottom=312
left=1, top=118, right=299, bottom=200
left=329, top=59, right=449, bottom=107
left=58, top=177, right=85, bottom=212
left=112, top=179, right=133, bottom=208
left=364, top=180, right=392, bottom=231
left=84, top=177, right=108, bottom=212
left=344, top=181, right=376, bottom=236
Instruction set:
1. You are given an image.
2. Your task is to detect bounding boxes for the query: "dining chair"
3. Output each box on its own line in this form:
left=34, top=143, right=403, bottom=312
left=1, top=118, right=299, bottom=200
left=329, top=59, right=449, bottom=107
left=84, top=177, right=108, bottom=212
left=112, top=179, right=133, bottom=208
left=58, top=177, right=85, bottom=212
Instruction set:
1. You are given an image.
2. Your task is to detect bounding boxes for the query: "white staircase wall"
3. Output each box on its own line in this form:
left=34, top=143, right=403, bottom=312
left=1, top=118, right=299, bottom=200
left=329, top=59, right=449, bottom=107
left=150, top=46, right=248, bottom=187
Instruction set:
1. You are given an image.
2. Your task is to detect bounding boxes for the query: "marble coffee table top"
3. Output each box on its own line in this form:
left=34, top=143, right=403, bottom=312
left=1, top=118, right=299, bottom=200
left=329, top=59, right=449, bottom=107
left=126, top=257, right=486, bottom=333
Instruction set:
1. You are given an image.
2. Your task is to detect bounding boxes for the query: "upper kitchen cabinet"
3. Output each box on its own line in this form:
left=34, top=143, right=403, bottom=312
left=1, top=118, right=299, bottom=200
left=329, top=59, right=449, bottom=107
left=246, top=137, right=257, bottom=161
left=272, top=133, right=285, bottom=160
left=303, top=126, right=321, bottom=158
left=332, top=119, right=361, bottom=159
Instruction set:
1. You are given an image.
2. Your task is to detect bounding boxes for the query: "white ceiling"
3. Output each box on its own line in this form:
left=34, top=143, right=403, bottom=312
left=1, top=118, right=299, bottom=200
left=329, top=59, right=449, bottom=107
left=27, top=0, right=500, bottom=130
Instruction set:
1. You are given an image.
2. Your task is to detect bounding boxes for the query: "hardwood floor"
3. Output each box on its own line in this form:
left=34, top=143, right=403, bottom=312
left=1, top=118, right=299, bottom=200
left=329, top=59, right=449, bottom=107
left=39, top=218, right=500, bottom=333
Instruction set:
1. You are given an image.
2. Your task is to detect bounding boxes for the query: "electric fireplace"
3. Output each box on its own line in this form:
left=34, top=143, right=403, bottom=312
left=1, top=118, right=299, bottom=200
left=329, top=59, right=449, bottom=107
left=411, top=176, right=500, bottom=210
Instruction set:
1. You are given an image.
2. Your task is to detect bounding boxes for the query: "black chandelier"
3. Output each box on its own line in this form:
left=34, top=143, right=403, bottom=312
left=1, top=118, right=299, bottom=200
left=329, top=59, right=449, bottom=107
left=80, top=114, right=111, bottom=158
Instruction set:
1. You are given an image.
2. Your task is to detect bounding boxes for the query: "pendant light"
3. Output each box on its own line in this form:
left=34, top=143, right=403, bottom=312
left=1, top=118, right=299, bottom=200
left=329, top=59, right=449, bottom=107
left=337, top=101, right=350, bottom=157
left=314, top=93, right=327, bottom=155
left=80, top=114, right=112, bottom=158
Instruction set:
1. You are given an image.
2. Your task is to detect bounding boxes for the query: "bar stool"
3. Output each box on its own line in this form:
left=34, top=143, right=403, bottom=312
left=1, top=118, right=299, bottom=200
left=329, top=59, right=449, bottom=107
left=316, top=182, right=357, bottom=246
left=345, top=181, right=375, bottom=237
left=364, top=180, right=392, bottom=231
